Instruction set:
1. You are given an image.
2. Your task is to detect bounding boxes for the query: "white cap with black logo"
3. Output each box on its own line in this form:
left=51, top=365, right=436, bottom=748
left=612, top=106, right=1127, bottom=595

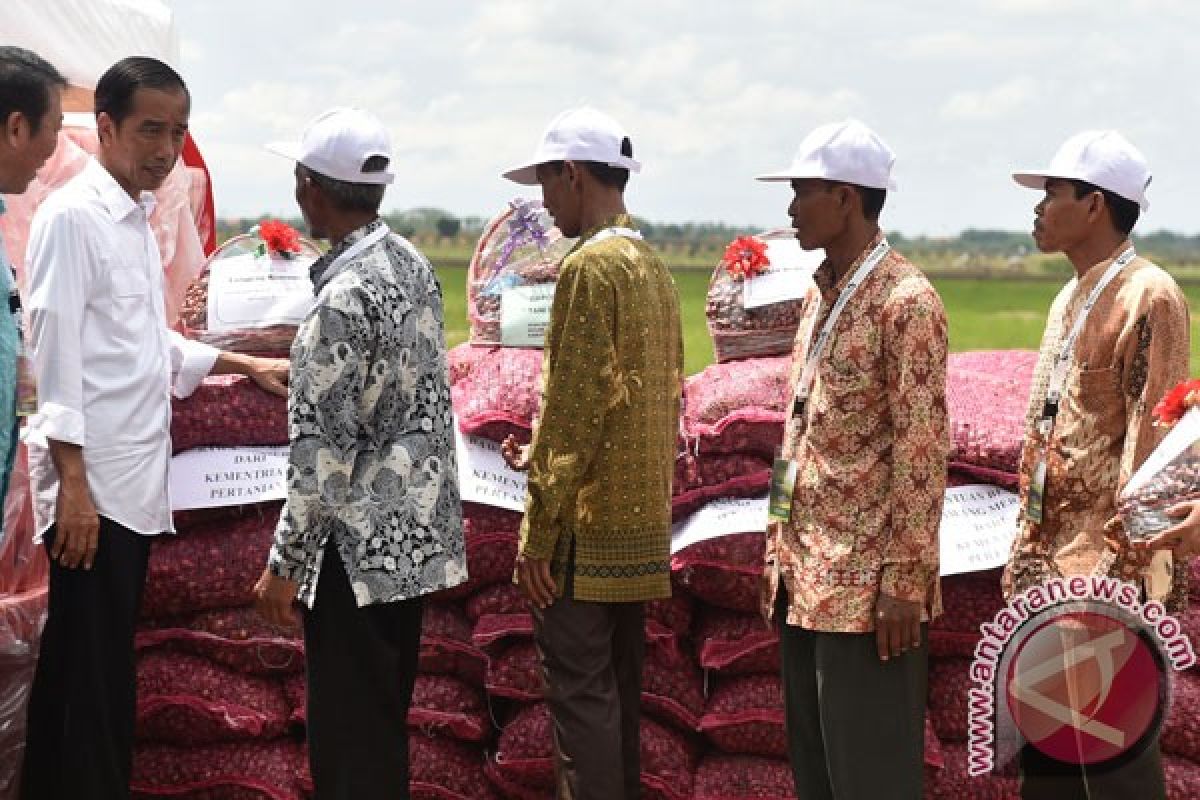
left=266, top=107, right=395, bottom=185
left=503, top=106, right=641, bottom=185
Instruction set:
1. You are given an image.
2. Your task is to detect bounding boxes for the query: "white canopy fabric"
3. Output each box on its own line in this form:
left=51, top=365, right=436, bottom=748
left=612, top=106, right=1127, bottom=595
left=0, top=0, right=178, bottom=89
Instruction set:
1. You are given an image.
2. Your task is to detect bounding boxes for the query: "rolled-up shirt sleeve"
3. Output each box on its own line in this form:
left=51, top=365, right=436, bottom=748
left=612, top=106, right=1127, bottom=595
left=26, top=207, right=90, bottom=446
left=168, top=330, right=219, bottom=399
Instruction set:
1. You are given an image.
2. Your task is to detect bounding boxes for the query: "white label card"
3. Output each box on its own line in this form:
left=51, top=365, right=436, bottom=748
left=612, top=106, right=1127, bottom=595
left=500, top=283, right=556, bottom=347
left=939, top=484, right=1021, bottom=576
left=170, top=446, right=289, bottom=510
left=742, top=241, right=824, bottom=310
left=455, top=428, right=529, bottom=511
left=671, top=495, right=768, bottom=555
left=207, top=253, right=317, bottom=332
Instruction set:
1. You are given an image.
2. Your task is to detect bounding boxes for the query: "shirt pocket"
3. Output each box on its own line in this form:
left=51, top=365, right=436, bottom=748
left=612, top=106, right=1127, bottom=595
left=109, top=268, right=150, bottom=315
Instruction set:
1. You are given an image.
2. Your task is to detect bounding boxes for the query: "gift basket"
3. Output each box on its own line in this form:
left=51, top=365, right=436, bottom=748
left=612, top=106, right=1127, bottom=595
left=1118, top=379, right=1200, bottom=539
left=466, top=199, right=575, bottom=346
left=178, top=220, right=321, bottom=356
left=705, top=230, right=821, bottom=363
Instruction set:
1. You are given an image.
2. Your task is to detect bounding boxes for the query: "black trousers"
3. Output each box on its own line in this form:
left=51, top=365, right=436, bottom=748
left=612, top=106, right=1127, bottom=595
left=303, top=539, right=424, bottom=800
left=778, top=592, right=929, bottom=800
left=20, top=517, right=151, bottom=800
left=532, top=593, right=645, bottom=800
left=1018, top=725, right=1166, bottom=798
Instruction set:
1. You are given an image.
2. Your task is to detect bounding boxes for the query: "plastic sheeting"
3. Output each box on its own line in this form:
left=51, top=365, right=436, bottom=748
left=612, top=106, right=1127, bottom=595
left=0, top=0, right=178, bottom=90
left=0, top=116, right=208, bottom=326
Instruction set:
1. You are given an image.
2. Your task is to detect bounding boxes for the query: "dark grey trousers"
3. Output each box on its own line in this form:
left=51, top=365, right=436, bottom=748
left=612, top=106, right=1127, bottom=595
left=532, top=594, right=645, bottom=800
left=1018, top=736, right=1166, bottom=799
left=778, top=594, right=929, bottom=800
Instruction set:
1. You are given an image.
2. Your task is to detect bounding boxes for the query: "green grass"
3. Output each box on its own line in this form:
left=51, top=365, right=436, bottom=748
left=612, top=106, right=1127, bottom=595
left=432, top=265, right=1200, bottom=377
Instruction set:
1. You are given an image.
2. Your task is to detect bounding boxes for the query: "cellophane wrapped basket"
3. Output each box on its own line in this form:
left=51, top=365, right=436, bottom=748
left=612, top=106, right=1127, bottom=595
left=467, top=199, right=575, bottom=345
left=178, top=225, right=322, bottom=357
left=706, top=230, right=816, bottom=363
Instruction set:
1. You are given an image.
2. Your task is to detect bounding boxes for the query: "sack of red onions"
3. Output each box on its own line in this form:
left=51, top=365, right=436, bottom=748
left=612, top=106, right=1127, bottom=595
left=1117, top=379, right=1200, bottom=540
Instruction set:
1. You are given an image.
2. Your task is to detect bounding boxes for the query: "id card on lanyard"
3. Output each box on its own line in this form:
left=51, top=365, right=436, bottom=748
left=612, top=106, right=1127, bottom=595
left=1025, top=247, right=1136, bottom=523
left=767, top=238, right=891, bottom=522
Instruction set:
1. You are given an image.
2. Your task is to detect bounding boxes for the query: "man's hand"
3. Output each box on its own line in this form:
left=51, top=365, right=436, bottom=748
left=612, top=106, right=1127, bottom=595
left=515, top=554, right=557, bottom=609
left=245, top=357, right=290, bottom=398
left=501, top=435, right=530, bottom=472
left=254, top=568, right=301, bottom=629
left=874, top=593, right=923, bottom=662
left=51, top=476, right=100, bottom=569
left=1134, top=501, right=1200, bottom=558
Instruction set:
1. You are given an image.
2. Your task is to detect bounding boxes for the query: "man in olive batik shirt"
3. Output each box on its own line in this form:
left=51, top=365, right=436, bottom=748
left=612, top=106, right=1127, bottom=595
left=501, top=107, right=682, bottom=800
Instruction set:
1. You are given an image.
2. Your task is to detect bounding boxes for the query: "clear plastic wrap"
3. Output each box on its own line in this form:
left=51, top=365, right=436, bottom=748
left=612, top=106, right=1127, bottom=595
left=178, top=232, right=322, bottom=356
left=466, top=199, right=574, bottom=346
left=1118, top=407, right=1200, bottom=539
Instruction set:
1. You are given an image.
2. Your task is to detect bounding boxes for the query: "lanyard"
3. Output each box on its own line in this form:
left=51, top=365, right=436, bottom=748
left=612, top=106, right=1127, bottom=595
left=316, top=223, right=391, bottom=291
left=791, top=238, right=891, bottom=417
left=1037, top=246, right=1136, bottom=432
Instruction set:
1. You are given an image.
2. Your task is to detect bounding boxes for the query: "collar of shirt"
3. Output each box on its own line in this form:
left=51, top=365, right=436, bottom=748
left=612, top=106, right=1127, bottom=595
left=309, top=217, right=385, bottom=293
left=83, top=158, right=157, bottom=222
left=813, top=229, right=886, bottom=303
left=1070, top=243, right=1135, bottom=300
left=567, top=213, right=636, bottom=257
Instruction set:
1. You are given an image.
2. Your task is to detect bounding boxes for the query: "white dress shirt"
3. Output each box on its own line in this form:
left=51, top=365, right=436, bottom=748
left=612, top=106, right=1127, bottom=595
left=23, top=158, right=217, bottom=539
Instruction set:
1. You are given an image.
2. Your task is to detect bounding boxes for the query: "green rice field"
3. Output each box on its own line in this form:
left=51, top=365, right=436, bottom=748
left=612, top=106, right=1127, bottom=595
left=432, top=264, right=1200, bottom=377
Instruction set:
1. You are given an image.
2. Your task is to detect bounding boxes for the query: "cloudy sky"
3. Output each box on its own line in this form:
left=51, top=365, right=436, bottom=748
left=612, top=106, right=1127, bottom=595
left=169, top=0, right=1194, bottom=235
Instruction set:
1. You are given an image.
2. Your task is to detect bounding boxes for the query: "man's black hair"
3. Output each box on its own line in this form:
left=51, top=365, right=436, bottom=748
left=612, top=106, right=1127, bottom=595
left=1068, top=179, right=1140, bottom=235
left=94, top=56, right=190, bottom=125
left=0, top=46, right=66, bottom=135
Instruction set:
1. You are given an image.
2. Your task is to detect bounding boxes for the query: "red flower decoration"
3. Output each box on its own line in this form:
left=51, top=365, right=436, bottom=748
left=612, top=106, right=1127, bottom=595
left=1152, top=378, right=1200, bottom=427
left=721, top=235, right=770, bottom=279
left=258, top=219, right=301, bottom=256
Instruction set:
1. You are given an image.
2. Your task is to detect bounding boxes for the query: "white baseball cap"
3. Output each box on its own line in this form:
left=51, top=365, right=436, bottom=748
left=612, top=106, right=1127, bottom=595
left=266, top=107, right=395, bottom=185
left=503, top=106, right=642, bottom=185
left=1013, top=130, right=1151, bottom=211
left=756, top=119, right=897, bottom=190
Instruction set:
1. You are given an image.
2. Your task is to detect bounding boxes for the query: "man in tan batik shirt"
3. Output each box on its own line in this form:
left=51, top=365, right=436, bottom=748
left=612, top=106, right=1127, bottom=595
left=1007, top=131, right=1189, bottom=800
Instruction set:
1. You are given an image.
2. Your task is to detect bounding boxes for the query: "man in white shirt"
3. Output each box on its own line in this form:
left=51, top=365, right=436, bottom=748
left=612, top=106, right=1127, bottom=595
left=19, top=57, right=287, bottom=800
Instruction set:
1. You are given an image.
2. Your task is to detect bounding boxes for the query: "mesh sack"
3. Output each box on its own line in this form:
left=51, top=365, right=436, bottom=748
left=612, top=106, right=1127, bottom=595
left=135, top=605, right=304, bottom=675
left=642, top=646, right=706, bottom=732
left=693, top=753, right=796, bottom=800
left=695, top=607, right=780, bottom=675
left=466, top=582, right=524, bottom=622
left=1163, top=668, right=1200, bottom=762
left=134, top=651, right=290, bottom=744
left=946, top=350, right=1038, bottom=486
left=463, top=502, right=524, bottom=535
left=131, top=739, right=307, bottom=800
left=450, top=346, right=544, bottom=443
left=486, top=641, right=545, bottom=703
left=439, top=529, right=517, bottom=602
left=928, top=658, right=973, bottom=743
left=646, top=593, right=693, bottom=638
left=420, top=602, right=488, bottom=685
left=178, top=231, right=322, bottom=356
left=467, top=199, right=575, bottom=346
left=699, top=674, right=786, bottom=757
left=490, top=703, right=695, bottom=800
left=171, top=374, right=287, bottom=454
left=706, top=230, right=816, bottom=364
left=408, top=735, right=501, bottom=800
left=1165, top=754, right=1200, bottom=800
left=672, top=532, right=765, bottom=613
left=925, top=742, right=1018, bottom=800
left=141, top=503, right=282, bottom=619
left=681, top=356, right=791, bottom=457
left=928, top=568, right=1005, bottom=658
